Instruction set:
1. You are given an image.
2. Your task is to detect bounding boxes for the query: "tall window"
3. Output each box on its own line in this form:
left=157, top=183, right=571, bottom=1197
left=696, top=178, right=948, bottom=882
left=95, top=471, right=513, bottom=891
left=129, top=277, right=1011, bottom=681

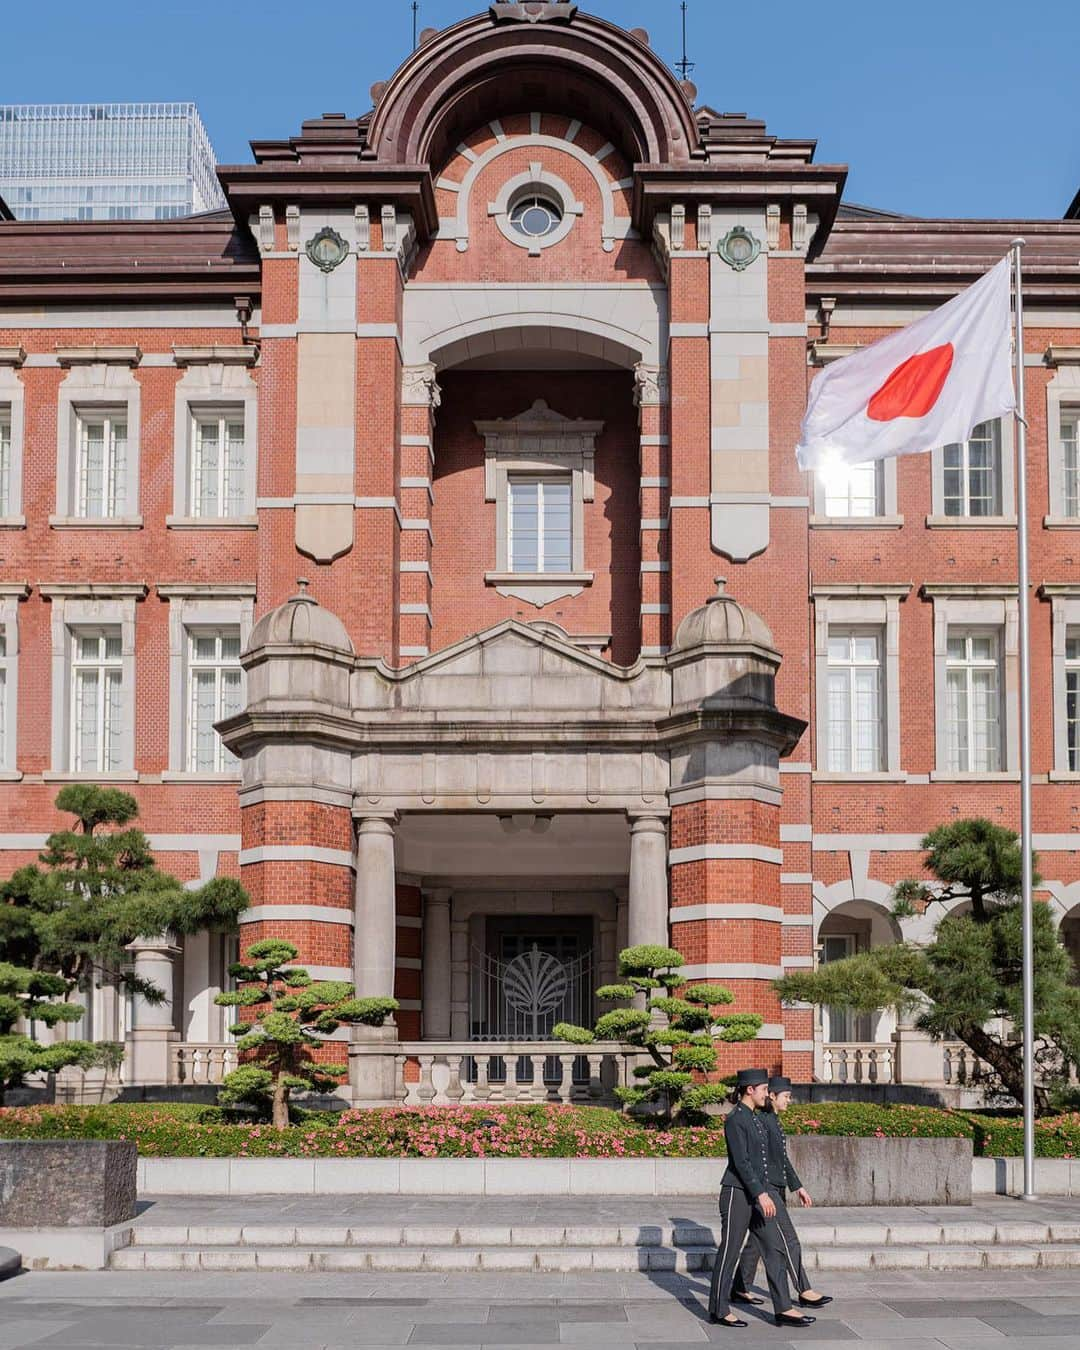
left=822, top=460, right=884, bottom=518
left=945, top=630, right=1001, bottom=772
left=187, top=628, right=242, bottom=772
left=0, top=630, right=7, bottom=768
left=507, top=475, right=572, bottom=573
left=70, top=629, right=123, bottom=772
left=943, top=420, right=1001, bottom=517
left=825, top=629, right=883, bottom=773
left=191, top=410, right=245, bottom=519
left=1067, top=631, right=1080, bottom=773
left=0, top=407, right=10, bottom=516
left=1062, top=409, right=1079, bottom=519
left=75, top=410, right=127, bottom=518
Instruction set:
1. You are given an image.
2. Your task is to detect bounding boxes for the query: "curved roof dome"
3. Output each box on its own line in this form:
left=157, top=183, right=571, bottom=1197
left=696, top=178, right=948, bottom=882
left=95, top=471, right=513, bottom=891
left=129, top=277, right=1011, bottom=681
left=672, top=578, right=775, bottom=653
left=246, top=581, right=354, bottom=655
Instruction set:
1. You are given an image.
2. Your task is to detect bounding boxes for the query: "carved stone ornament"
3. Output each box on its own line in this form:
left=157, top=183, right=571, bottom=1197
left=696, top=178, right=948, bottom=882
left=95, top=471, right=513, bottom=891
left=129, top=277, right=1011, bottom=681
left=717, top=225, right=761, bottom=273
left=305, top=226, right=349, bottom=273
left=490, top=1, right=578, bottom=22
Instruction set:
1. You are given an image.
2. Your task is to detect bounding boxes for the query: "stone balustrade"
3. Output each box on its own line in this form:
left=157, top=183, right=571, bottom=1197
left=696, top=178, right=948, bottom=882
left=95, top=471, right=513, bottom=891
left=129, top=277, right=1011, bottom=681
left=392, top=1041, right=642, bottom=1106
left=169, top=1042, right=238, bottom=1086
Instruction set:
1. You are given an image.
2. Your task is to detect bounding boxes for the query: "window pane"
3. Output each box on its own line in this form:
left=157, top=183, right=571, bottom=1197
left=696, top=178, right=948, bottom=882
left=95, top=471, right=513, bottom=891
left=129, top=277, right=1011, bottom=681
left=195, top=420, right=220, bottom=517
left=104, top=670, right=123, bottom=770
left=1062, top=413, right=1079, bottom=518
left=1068, top=670, right=1079, bottom=773
left=970, top=635, right=995, bottom=662
left=541, top=480, right=572, bottom=573
left=946, top=668, right=969, bottom=772
left=80, top=419, right=105, bottom=516
left=0, top=414, right=10, bottom=517
left=827, top=635, right=849, bottom=662
left=852, top=633, right=879, bottom=663
left=104, top=634, right=122, bottom=661
left=224, top=421, right=245, bottom=517
left=826, top=670, right=851, bottom=773
left=822, top=459, right=882, bottom=517
left=191, top=670, right=217, bottom=771
left=508, top=479, right=539, bottom=572
left=193, top=634, right=218, bottom=662
left=946, top=636, right=966, bottom=661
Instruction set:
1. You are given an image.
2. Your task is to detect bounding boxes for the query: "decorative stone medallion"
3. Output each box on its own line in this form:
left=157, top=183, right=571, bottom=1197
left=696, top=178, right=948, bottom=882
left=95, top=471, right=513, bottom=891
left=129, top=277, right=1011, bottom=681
left=305, top=226, right=349, bottom=273
left=490, top=2, right=578, bottom=23
left=717, top=225, right=761, bottom=272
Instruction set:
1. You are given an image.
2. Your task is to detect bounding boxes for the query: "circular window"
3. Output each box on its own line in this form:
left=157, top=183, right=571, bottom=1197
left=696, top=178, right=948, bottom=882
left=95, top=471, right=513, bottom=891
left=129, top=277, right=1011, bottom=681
left=509, top=194, right=563, bottom=241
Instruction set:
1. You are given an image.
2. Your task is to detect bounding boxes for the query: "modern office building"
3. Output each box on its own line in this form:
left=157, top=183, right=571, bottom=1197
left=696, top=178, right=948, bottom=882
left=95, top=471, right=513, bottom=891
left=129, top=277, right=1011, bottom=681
left=0, top=101, right=226, bottom=221
left=0, top=2, right=1078, bottom=1103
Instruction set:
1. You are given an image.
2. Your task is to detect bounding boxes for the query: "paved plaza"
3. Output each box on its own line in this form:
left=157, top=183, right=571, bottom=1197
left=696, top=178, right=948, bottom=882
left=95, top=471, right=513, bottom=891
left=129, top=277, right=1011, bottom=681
left=2, top=1267, right=1080, bottom=1349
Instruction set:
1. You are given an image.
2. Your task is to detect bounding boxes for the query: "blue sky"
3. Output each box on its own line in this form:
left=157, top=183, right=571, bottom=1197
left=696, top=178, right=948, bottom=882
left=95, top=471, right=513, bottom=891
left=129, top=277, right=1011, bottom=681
left=4, top=0, right=1077, bottom=219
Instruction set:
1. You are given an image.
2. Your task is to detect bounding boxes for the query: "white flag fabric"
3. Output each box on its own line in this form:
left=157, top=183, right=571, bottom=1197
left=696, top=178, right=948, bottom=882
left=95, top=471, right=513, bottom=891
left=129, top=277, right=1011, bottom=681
left=796, top=256, right=1015, bottom=471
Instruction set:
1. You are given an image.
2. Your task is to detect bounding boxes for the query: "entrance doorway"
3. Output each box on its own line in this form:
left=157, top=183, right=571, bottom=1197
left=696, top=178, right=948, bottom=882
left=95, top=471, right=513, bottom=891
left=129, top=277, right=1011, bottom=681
left=470, top=915, right=595, bottom=1041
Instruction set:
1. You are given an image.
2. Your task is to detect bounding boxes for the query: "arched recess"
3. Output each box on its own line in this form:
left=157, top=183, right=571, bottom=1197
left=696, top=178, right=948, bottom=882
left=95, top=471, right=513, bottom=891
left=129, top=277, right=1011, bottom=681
left=427, top=321, right=645, bottom=374
left=366, top=13, right=700, bottom=172
left=816, top=894, right=904, bottom=1049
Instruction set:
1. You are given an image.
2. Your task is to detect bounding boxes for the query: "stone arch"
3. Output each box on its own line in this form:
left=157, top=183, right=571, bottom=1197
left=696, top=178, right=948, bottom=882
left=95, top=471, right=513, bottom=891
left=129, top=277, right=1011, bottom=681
left=425, top=319, right=648, bottom=374
left=366, top=12, right=700, bottom=171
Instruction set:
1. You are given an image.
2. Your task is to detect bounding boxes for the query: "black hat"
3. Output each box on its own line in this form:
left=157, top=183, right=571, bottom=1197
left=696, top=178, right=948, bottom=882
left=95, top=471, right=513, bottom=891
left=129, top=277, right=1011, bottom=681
left=768, top=1075, right=793, bottom=1093
left=735, top=1068, right=769, bottom=1088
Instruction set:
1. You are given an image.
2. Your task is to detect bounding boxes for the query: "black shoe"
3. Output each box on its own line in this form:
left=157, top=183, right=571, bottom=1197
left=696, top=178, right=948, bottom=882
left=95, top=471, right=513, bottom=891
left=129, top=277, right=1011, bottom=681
left=799, top=1294, right=833, bottom=1308
left=776, top=1313, right=816, bottom=1327
left=732, top=1293, right=765, bottom=1306
left=710, top=1313, right=748, bottom=1327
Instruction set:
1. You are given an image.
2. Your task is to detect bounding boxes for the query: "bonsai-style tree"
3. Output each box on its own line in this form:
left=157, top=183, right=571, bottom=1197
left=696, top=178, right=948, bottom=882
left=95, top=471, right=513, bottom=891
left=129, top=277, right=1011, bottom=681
left=215, top=939, right=398, bottom=1128
left=554, top=944, right=763, bottom=1126
left=0, top=786, right=248, bottom=1091
left=0, top=962, right=120, bottom=1103
left=776, top=819, right=1080, bottom=1115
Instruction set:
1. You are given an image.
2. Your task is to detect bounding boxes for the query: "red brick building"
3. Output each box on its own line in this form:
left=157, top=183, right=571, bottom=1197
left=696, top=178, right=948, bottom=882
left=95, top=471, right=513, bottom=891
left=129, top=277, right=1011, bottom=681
left=2, top=1, right=1079, bottom=1100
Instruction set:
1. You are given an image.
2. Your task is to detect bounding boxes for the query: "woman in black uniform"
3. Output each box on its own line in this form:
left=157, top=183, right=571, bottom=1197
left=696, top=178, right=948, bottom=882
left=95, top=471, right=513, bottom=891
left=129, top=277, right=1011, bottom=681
left=706, top=1068, right=816, bottom=1330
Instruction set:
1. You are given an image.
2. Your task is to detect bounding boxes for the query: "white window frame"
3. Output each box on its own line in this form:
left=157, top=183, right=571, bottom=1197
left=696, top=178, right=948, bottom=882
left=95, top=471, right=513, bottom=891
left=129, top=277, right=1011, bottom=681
left=811, top=456, right=901, bottom=527
left=53, top=353, right=141, bottom=528
left=39, top=583, right=144, bottom=780
left=507, top=473, right=574, bottom=575
left=185, top=627, right=244, bottom=773
left=0, top=404, right=11, bottom=518
left=158, top=584, right=255, bottom=779
left=944, top=628, right=1002, bottom=774
left=812, top=584, right=909, bottom=779
left=1045, top=357, right=1080, bottom=528
left=1067, top=631, right=1080, bottom=775
left=0, top=584, right=26, bottom=778
left=0, top=352, right=27, bottom=526
left=824, top=627, right=885, bottom=774
left=73, top=406, right=128, bottom=519
left=1044, top=586, right=1080, bottom=778
left=476, top=400, right=599, bottom=608
left=189, top=407, right=247, bottom=520
left=69, top=626, right=124, bottom=773
left=169, top=350, right=258, bottom=528
left=928, top=416, right=1016, bottom=527
left=926, top=585, right=1018, bottom=780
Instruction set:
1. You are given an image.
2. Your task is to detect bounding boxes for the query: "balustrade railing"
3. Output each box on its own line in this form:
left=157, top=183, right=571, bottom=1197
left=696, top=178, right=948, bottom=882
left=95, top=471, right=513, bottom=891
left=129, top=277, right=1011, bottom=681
left=393, top=1041, right=642, bottom=1107
left=821, top=1042, right=895, bottom=1085
left=170, top=1042, right=238, bottom=1085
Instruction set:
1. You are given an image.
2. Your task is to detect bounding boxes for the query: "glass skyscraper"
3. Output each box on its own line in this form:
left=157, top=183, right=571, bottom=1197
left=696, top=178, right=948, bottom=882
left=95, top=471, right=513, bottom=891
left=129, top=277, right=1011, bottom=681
left=0, top=102, right=226, bottom=221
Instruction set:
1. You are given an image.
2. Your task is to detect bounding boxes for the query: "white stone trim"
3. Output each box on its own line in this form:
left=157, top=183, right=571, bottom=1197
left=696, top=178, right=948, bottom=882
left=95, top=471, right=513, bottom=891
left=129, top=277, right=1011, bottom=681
left=448, top=134, right=625, bottom=254
left=161, top=588, right=254, bottom=774
left=670, top=904, right=782, bottom=924
left=55, top=361, right=141, bottom=523
left=237, top=845, right=354, bottom=868
left=668, top=844, right=783, bottom=866
left=284, top=964, right=352, bottom=981
left=779, top=824, right=812, bottom=842
left=169, top=359, right=258, bottom=523
left=780, top=873, right=814, bottom=885
left=926, top=587, right=1019, bottom=773
left=0, top=586, right=25, bottom=774
left=240, top=905, right=353, bottom=926
left=781, top=954, right=814, bottom=968
left=782, top=1040, right=815, bottom=1052
left=488, top=163, right=583, bottom=256
left=781, top=914, right=814, bottom=926
left=0, top=363, right=26, bottom=525
left=1046, top=364, right=1080, bottom=524
left=812, top=585, right=908, bottom=776
left=679, top=963, right=784, bottom=981
left=1044, top=586, right=1080, bottom=774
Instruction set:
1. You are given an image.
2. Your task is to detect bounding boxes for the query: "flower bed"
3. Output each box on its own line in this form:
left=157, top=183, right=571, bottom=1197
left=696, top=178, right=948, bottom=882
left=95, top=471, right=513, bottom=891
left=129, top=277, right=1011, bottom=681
left=1, top=1101, right=1077, bottom=1158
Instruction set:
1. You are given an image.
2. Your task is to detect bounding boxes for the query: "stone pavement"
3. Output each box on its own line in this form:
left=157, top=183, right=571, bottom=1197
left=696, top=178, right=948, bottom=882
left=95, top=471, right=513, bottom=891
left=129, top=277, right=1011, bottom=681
left=1, top=1267, right=1080, bottom=1348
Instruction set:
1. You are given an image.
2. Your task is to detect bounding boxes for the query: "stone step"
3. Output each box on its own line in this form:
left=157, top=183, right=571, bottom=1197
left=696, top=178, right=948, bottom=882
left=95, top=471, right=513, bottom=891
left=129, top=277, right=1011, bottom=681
left=109, top=1242, right=1080, bottom=1273
left=129, top=1220, right=1080, bottom=1249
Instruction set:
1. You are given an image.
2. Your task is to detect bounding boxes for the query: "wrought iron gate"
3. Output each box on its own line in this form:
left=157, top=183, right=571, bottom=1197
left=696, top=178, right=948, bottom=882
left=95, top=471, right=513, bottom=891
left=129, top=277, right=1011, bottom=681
left=470, top=941, right=593, bottom=1041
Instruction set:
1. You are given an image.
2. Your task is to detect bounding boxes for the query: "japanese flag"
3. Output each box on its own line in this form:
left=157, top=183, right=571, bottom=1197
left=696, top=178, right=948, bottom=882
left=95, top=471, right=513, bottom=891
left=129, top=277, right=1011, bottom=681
left=796, top=256, right=1016, bottom=471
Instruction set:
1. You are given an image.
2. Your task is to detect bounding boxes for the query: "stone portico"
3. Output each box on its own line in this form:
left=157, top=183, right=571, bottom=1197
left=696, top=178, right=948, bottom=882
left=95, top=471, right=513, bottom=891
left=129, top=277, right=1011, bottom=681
left=218, top=581, right=804, bottom=1103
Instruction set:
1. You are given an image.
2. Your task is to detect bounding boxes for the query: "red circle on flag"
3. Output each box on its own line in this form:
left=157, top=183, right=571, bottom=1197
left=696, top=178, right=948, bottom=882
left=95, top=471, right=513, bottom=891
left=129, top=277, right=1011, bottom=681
left=867, top=343, right=954, bottom=422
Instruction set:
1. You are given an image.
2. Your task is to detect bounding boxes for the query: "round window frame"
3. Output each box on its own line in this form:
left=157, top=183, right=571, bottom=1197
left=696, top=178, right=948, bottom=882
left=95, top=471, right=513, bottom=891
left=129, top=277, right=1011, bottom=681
left=489, top=163, right=583, bottom=256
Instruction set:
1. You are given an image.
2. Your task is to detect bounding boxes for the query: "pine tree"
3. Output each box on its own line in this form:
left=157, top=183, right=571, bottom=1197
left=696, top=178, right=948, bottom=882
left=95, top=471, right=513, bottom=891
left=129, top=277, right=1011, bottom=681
left=775, top=819, right=1080, bottom=1114
left=215, top=939, right=398, bottom=1128
left=555, top=944, right=762, bottom=1126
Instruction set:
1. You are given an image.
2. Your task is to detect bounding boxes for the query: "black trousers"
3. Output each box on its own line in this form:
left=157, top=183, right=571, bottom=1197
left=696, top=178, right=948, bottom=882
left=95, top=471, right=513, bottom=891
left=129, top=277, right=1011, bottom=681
left=734, top=1186, right=811, bottom=1296
left=707, top=1185, right=793, bottom=1318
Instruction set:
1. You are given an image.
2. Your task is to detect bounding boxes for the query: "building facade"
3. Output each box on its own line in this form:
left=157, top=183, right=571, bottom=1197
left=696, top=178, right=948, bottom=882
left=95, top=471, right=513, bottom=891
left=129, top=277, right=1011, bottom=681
left=1, top=2, right=1079, bottom=1102
left=0, top=102, right=226, bottom=221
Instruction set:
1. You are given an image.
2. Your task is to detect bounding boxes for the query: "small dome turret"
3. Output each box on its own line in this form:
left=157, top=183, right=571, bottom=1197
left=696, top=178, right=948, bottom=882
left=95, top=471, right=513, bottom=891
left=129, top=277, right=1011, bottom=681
left=246, top=579, right=354, bottom=655
left=672, top=578, right=774, bottom=653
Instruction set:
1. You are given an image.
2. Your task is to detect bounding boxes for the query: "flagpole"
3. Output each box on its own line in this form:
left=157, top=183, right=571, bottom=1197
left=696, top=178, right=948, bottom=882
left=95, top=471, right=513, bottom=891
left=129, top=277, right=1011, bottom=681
left=1012, top=236, right=1036, bottom=1202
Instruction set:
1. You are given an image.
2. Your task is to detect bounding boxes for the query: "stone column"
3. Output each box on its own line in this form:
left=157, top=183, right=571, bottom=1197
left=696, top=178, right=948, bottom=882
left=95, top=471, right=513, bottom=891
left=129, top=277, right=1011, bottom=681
left=124, top=934, right=181, bottom=1087
left=349, top=814, right=399, bottom=1103
left=422, top=889, right=452, bottom=1040
left=627, top=814, right=669, bottom=949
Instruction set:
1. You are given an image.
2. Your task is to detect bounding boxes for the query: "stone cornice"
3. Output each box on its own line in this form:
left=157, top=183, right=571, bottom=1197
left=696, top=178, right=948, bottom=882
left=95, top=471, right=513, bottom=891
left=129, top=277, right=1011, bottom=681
left=811, top=583, right=912, bottom=598
left=657, top=706, right=806, bottom=757
left=156, top=582, right=257, bottom=599
left=920, top=582, right=1019, bottom=599
left=0, top=582, right=30, bottom=598
left=171, top=345, right=259, bottom=367
left=0, top=346, right=26, bottom=367
left=37, top=581, right=148, bottom=599
left=55, top=345, right=141, bottom=367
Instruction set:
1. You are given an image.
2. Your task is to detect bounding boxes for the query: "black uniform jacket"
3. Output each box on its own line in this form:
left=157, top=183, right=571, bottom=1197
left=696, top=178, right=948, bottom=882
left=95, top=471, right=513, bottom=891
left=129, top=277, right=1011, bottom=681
left=762, top=1109, right=802, bottom=1192
left=719, top=1101, right=771, bottom=1198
